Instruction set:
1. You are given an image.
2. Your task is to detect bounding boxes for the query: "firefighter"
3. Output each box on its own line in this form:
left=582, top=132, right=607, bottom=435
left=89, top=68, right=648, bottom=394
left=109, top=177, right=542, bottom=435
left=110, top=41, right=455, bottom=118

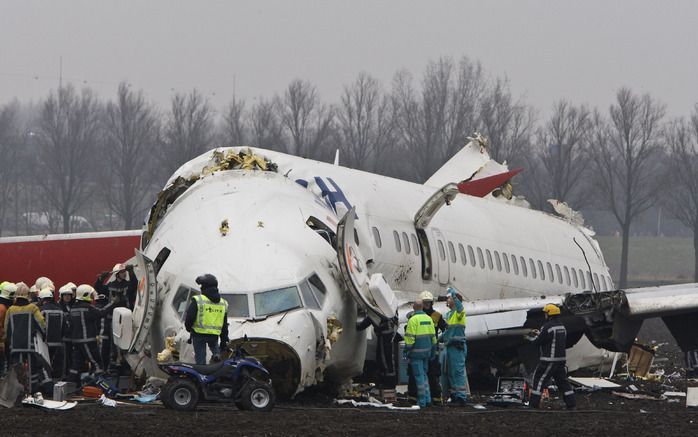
left=407, top=290, right=447, bottom=401
left=441, top=287, right=468, bottom=406
left=67, top=285, right=117, bottom=383
left=38, top=287, right=68, bottom=378
left=0, top=282, right=17, bottom=377
left=33, top=277, right=54, bottom=303
left=95, top=264, right=137, bottom=310
left=403, top=299, right=436, bottom=408
left=184, top=274, right=229, bottom=365
left=2, top=282, right=51, bottom=393
left=527, top=303, right=576, bottom=410
left=95, top=293, right=113, bottom=371
left=58, top=283, right=76, bottom=373
left=356, top=315, right=401, bottom=390
left=58, top=282, right=76, bottom=314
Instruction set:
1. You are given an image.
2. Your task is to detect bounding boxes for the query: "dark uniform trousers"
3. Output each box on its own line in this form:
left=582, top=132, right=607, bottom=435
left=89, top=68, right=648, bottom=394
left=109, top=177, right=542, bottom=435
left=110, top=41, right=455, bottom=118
left=529, top=361, right=576, bottom=408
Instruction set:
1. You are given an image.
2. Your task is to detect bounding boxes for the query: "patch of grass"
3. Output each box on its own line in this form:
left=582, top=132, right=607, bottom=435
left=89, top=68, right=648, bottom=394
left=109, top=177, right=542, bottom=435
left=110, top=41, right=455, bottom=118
left=596, top=236, right=696, bottom=284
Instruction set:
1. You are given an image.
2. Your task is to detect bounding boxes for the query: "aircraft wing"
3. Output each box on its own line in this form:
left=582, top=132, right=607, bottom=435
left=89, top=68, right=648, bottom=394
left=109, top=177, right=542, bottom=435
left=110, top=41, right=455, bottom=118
left=565, top=282, right=698, bottom=353
left=393, top=290, right=563, bottom=341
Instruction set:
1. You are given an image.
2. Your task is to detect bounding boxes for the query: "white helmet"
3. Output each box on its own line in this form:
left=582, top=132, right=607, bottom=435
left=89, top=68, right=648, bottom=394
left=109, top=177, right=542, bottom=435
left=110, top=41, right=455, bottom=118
left=76, top=284, right=95, bottom=302
left=59, top=282, right=77, bottom=296
left=0, top=282, right=17, bottom=300
left=418, top=290, right=434, bottom=302
left=35, top=277, right=54, bottom=292
left=38, top=287, right=54, bottom=300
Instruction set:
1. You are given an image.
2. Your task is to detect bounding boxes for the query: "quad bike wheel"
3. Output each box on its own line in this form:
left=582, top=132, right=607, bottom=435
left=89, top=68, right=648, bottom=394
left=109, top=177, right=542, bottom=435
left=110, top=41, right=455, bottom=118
left=164, top=379, right=199, bottom=411
left=240, top=380, right=275, bottom=412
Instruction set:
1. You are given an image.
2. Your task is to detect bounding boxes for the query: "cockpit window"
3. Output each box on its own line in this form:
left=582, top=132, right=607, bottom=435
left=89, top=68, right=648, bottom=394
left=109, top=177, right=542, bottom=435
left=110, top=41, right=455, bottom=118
left=172, top=285, right=194, bottom=317
left=221, top=294, right=250, bottom=318
left=254, top=286, right=302, bottom=317
left=308, top=274, right=327, bottom=306
left=299, top=281, right=321, bottom=310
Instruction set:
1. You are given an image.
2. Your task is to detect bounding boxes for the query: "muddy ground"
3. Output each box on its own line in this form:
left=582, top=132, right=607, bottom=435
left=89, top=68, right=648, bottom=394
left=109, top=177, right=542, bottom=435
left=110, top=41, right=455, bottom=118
left=3, top=319, right=696, bottom=436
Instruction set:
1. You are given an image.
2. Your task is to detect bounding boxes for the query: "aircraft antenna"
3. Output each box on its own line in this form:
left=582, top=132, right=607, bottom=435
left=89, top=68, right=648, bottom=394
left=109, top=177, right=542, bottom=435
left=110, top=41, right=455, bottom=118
left=573, top=237, right=597, bottom=293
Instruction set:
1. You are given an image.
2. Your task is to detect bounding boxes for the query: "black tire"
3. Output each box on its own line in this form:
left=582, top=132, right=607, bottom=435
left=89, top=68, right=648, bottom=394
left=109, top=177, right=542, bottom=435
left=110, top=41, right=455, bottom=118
left=159, top=383, right=173, bottom=408
left=235, top=401, right=245, bottom=410
left=164, top=379, right=199, bottom=411
left=240, top=380, right=275, bottom=412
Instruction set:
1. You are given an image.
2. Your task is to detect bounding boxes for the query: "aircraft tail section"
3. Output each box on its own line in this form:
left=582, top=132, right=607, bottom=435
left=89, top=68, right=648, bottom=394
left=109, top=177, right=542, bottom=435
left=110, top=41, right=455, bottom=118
left=424, top=134, right=512, bottom=193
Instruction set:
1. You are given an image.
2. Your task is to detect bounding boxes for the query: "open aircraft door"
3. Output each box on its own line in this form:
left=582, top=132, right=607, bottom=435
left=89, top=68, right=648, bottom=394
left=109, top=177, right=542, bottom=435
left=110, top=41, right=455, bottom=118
left=431, top=228, right=450, bottom=286
left=129, top=248, right=170, bottom=354
left=337, top=207, right=398, bottom=324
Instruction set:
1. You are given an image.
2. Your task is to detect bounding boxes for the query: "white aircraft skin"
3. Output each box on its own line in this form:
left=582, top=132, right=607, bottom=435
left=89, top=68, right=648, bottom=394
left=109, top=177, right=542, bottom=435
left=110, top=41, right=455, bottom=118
left=126, top=142, right=620, bottom=397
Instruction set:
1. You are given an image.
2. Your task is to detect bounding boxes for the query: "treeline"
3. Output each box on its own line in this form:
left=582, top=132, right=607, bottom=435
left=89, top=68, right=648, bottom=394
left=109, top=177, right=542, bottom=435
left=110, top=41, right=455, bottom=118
left=0, top=56, right=697, bottom=285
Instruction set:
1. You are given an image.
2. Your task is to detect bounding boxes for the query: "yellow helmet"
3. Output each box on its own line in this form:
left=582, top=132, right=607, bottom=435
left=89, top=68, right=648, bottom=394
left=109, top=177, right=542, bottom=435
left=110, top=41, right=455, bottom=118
left=1, top=282, right=17, bottom=300
left=543, top=303, right=561, bottom=316
left=418, top=290, right=434, bottom=302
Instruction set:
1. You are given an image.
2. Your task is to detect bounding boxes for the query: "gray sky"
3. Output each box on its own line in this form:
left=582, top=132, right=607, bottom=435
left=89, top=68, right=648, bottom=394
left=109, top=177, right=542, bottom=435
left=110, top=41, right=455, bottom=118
left=1, top=1, right=697, bottom=118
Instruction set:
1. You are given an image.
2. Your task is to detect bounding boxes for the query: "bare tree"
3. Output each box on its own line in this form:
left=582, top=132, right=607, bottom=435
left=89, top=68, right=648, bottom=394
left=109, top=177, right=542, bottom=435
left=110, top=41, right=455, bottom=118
left=0, top=102, right=20, bottom=235
left=36, top=85, right=103, bottom=233
left=589, top=88, right=666, bottom=288
left=158, top=89, right=214, bottom=181
left=336, top=72, right=395, bottom=172
left=479, top=77, right=536, bottom=165
left=664, top=108, right=698, bottom=281
left=221, top=95, right=247, bottom=148
left=102, top=82, right=159, bottom=229
left=521, top=101, right=591, bottom=210
left=278, top=79, right=334, bottom=160
left=248, top=97, right=286, bottom=152
left=392, top=56, right=486, bottom=182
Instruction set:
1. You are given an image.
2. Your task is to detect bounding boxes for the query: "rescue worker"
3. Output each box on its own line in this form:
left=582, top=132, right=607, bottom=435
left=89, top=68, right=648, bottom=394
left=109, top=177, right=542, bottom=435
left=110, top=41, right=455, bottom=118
left=0, top=282, right=17, bottom=377
left=95, top=264, right=137, bottom=310
left=184, top=274, right=229, bottom=365
left=356, top=315, right=401, bottom=389
left=38, top=287, right=68, bottom=378
left=2, top=282, right=51, bottom=393
left=29, top=285, right=39, bottom=303
left=403, top=299, right=436, bottom=408
left=95, top=293, right=113, bottom=371
left=408, top=290, right=447, bottom=401
left=441, top=287, right=468, bottom=406
left=67, top=284, right=117, bottom=383
left=58, top=282, right=77, bottom=314
left=527, top=303, right=576, bottom=410
left=33, top=277, right=54, bottom=303
left=58, top=283, right=76, bottom=372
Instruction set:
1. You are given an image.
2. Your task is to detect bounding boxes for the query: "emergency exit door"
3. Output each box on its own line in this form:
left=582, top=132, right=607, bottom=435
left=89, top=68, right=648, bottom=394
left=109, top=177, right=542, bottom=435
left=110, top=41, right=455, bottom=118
left=431, top=228, right=450, bottom=285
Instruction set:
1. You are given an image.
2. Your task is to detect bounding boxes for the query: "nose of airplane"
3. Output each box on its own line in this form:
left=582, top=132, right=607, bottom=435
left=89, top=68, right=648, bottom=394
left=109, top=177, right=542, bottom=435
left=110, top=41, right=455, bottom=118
left=228, top=307, right=327, bottom=397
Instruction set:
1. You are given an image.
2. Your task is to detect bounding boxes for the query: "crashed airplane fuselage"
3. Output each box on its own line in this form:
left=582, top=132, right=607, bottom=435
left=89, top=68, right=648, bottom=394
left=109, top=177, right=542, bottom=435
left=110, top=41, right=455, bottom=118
left=118, top=141, right=698, bottom=397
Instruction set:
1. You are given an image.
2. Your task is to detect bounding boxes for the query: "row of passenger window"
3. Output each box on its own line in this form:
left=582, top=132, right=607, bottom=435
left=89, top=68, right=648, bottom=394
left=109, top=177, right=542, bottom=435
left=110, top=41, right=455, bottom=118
left=371, top=226, right=421, bottom=257
left=437, top=239, right=612, bottom=291
left=370, top=226, right=612, bottom=292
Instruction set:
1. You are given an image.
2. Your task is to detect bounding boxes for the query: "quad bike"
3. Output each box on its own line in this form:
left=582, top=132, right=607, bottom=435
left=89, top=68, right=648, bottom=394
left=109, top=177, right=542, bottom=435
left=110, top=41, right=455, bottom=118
left=159, top=345, right=275, bottom=412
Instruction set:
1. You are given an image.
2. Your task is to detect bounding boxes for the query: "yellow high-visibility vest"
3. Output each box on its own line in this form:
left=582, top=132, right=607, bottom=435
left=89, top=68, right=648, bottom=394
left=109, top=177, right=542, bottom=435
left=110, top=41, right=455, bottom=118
left=192, top=294, right=228, bottom=335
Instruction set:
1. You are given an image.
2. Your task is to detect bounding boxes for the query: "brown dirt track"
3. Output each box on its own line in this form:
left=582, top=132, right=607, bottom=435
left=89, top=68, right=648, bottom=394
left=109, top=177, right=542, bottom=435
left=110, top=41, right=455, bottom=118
left=3, top=319, right=697, bottom=436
